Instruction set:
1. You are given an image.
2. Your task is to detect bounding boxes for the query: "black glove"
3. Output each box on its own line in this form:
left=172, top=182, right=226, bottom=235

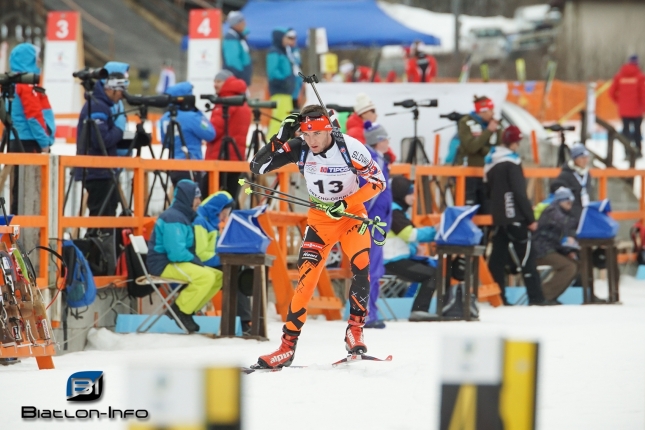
left=274, top=113, right=300, bottom=143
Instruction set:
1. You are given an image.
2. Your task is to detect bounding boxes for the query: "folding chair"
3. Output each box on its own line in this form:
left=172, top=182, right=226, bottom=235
left=128, top=234, right=189, bottom=333
left=377, top=275, right=411, bottom=322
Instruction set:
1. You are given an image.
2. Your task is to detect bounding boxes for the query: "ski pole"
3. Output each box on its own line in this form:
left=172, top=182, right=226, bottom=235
left=239, top=178, right=313, bottom=206
left=299, top=73, right=327, bottom=112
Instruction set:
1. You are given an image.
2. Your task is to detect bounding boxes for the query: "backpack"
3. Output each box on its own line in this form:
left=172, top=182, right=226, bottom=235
left=116, top=230, right=153, bottom=298
left=79, top=231, right=117, bottom=276
left=441, top=283, right=479, bottom=319
left=62, top=240, right=97, bottom=308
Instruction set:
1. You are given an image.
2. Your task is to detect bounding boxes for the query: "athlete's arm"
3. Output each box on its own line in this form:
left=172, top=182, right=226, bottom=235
left=249, top=137, right=302, bottom=174
left=345, top=139, right=386, bottom=206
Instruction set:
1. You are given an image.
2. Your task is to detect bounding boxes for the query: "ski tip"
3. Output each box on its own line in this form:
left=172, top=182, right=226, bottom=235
left=385, top=355, right=393, bottom=361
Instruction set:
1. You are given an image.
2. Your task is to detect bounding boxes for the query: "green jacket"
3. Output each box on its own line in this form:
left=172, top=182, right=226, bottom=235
left=455, top=113, right=503, bottom=167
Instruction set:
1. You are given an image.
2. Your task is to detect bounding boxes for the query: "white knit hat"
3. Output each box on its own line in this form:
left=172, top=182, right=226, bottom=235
left=354, top=93, right=376, bottom=116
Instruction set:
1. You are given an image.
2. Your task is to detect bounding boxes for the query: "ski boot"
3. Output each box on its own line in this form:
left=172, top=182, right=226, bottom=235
left=253, top=334, right=298, bottom=369
left=345, top=315, right=367, bottom=355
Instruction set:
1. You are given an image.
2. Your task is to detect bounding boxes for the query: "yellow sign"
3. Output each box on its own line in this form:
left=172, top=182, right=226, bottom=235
left=499, top=341, right=538, bottom=430
left=320, top=53, right=338, bottom=74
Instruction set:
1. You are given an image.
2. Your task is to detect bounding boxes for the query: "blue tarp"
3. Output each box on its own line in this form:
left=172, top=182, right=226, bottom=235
left=239, top=0, right=441, bottom=49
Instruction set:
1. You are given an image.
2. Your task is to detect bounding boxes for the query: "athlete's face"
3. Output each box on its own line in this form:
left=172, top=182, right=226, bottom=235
left=301, top=130, right=332, bottom=154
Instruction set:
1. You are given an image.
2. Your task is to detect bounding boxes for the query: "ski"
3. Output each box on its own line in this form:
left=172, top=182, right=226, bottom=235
left=242, top=354, right=393, bottom=374
left=332, top=353, right=393, bottom=366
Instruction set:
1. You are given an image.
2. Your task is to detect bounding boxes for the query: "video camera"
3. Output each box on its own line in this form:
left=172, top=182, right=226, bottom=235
left=124, top=92, right=196, bottom=110
left=73, top=67, right=108, bottom=81
left=0, top=72, right=40, bottom=86
left=327, top=104, right=354, bottom=113
left=394, top=99, right=438, bottom=108
left=440, top=112, right=465, bottom=122
left=200, top=94, right=246, bottom=107
left=247, top=98, right=277, bottom=109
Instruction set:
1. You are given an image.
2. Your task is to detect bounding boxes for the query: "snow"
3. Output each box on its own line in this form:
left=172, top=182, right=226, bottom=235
left=377, top=1, right=521, bottom=55
left=2, top=276, right=645, bottom=429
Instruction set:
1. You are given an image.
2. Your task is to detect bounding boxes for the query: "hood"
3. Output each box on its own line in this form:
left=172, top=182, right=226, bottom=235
left=197, top=191, right=234, bottom=225
left=618, top=63, right=642, bottom=78
left=483, top=146, right=520, bottom=181
left=9, top=43, right=40, bottom=74
left=172, top=180, right=199, bottom=219
left=218, top=77, right=247, bottom=97
left=90, top=81, right=114, bottom=106
left=165, top=81, right=194, bottom=97
left=391, top=176, right=413, bottom=210
left=271, top=27, right=290, bottom=51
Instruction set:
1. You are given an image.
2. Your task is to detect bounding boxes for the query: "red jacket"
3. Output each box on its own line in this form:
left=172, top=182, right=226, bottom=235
left=346, top=113, right=396, bottom=162
left=610, top=63, right=645, bottom=117
left=406, top=55, right=437, bottom=83
left=206, top=77, right=252, bottom=160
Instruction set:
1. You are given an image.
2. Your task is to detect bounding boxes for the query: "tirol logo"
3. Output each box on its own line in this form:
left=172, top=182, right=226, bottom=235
left=67, top=371, right=103, bottom=402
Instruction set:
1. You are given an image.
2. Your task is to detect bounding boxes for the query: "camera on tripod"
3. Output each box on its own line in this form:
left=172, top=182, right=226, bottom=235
left=124, top=92, right=196, bottom=110
left=247, top=99, right=277, bottom=109
left=439, top=112, right=465, bottom=122
left=72, top=67, right=108, bottom=81
left=0, top=72, right=40, bottom=86
left=200, top=94, right=246, bottom=108
left=393, top=99, right=438, bottom=108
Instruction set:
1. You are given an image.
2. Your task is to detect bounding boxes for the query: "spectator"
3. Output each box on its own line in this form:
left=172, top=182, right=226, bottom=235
left=146, top=180, right=223, bottom=333
left=384, top=176, right=438, bottom=321
left=484, top=125, right=549, bottom=306
left=75, top=61, right=129, bottom=217
left=362, top=122, right=393, bottom=329
left=286, top=30, right=303, bottom=108
left=222, top=11, right=252, bottom=86
left=534, top=187, right=580, bottom=302
left=193, top=191, right=252, bottom=334
left=338, top=59, right=381, bottom=83
left=155, top=59, right=176, bottom=95
left=406, top=40, right=438, bottom=83
left=159, top=82, right=215, bottom=188
left=267, top=27, right=297, bottom=137
left=550, top=143, right=592, bottom=224
left=456, top=95, right=502, bottom=214
left=346, top=93, right=396, bottom=162
left=609, top=55, right=645, bottom=157
left=7, top=43, right=55, bottom=214
left=206, top=70, right=252, bottom=199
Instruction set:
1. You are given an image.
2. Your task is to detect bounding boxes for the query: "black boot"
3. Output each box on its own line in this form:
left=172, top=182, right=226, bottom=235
left=167, top=302, right=200, bottom=333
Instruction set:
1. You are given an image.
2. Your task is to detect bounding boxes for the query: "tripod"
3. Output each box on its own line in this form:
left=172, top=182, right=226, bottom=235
left=217, top=105, right=244, bottom=200
left=124, top=104, right=172, bottom=212
left=145, top=104, right=193, bottom=213
left=63, top=80, right=131, bottom=226
left=0, top=82, right=24, bottom=153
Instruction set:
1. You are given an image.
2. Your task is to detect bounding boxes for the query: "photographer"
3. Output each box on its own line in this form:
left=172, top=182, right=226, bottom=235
left=159, top=82, right=215, bottom=187
left=74, top=61, right=129, bottom=217
left=206, top=70, right=251, bottom=198
left=456, top=96, right=502, bottom=214
left=6, top=43, right=55, bottom=213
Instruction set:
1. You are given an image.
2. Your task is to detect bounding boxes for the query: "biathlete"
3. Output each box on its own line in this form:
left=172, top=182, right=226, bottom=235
left=249, top=104, right=386, bottom=369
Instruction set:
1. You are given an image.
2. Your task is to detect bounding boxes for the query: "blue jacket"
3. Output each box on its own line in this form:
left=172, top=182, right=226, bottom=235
left=266, top=28, right=295, bottom=96
left=74, top=81, right=124, bottom=181
left=147, top=180, right=203, bottom=276
left=8, top=43, right=55, bottom=148
left=159, top=82, right=215, bottom=161
left=223, top=28, right=252, bottom=86
left=194, top=191, right=235, bottom=267
left=363, top=146, right=392, bottom=233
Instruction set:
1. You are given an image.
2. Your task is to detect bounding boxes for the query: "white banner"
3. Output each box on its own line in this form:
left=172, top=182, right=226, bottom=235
left=187, top=9, right=222, bottom=111
left=305, top=82, right=508, bottom=163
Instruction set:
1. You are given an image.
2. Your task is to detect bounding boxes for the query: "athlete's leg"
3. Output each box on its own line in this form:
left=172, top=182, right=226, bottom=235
left=339, top=219, right=372, bottom=353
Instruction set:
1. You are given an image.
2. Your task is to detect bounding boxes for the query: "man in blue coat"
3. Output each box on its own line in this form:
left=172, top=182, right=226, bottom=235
left=222, top=11, right=252, bottom=86
left=159, top=81, right=215, bottom=187
left=362, top=122, right=393, bottom=328
left=266, top=27, right=297, bottom=137
left=75, top=61, right=129, bottom=217
left=147, top=180, right=223, bottom=333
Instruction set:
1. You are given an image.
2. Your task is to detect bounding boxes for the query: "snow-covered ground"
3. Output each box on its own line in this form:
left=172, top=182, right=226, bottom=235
left=2, top=276, right=645, bottom=429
